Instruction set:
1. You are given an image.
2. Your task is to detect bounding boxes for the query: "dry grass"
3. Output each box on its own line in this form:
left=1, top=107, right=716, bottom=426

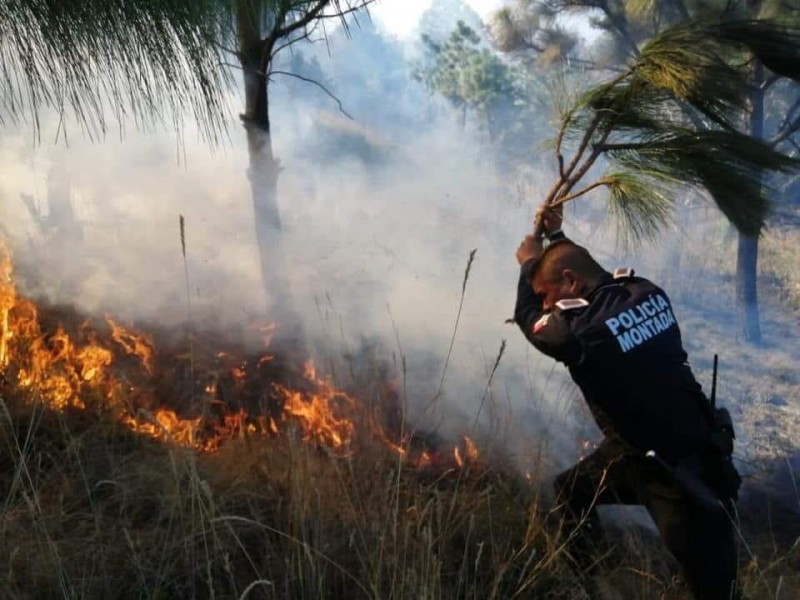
left=1, top=216, right=799, bottom=599
left=1, top=379, right=798, bottom=599
left=0, top=391, right=584, bottom=599
left=761, top=226, right=800, bottom=313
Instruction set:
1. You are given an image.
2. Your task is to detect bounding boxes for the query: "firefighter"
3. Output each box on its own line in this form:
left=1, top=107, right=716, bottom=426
left=514, top=207, right=741, bottom=600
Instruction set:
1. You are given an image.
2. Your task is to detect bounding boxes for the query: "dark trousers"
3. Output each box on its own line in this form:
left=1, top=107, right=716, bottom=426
left=554, top=438, right=739, bottom=600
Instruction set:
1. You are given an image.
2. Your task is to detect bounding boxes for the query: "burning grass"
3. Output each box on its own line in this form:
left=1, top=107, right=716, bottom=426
left=3, top=387, right=797, bottom=599
left=0, top=394, right=578, bottom=599
left=1, top=243, right=799, bottom=598
left=0, top=240, right=585, bottom=598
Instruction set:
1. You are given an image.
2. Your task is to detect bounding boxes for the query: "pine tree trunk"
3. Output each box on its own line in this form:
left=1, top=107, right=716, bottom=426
left=736, top=234, right=761, bottom=342
left=237, top=5, right=303, bottom=347
left=243, top=109, right=289, bottom=309
left=736, top=59, right=764, bottom=344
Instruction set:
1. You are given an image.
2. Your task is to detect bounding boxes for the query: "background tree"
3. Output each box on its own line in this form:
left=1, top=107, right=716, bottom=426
left=418, top=0, right=484, bottom=46
left=496, top=0, right=800, bottom=343
left=1, top=1, right=375, bottom=345
left=212, top=0, right=373, bottom=341
left=490, top=0, right=580, bottom=68
left=416, top=21, right=522, bottom=140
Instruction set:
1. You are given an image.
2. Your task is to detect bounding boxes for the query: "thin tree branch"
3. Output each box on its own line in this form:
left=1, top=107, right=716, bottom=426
left=315, top=3, right=374, bottom=23
left=521, top=39, right=546, bottom=53
left=273, top=2, right=332, bottom=40
left=268, top=15, right=329, bottom=61
left=269, top=70, right=352, bottom=119
left=273, top=2, right=293, bottom=38
left=551, top=178, right=614, bottom=206
left=535, top=112, right=604, bottom=237
left=546, top=113, right=601, bottom=204
left=596, top=142, right=649, bottom=152
left=265, top=1, right=373, bottom=63
left=562, top=56, right=614, bottom=70
left=668, top=0, right=690, bottom=21
left=545, top=68, right=631, bottom=207
left=214, top=42, right=243, bottom=58
left=558, top=122, right=614, bottom=200
left=777, top=165, right=800, bottom=191
left=597, top=0, right=641, bottom=58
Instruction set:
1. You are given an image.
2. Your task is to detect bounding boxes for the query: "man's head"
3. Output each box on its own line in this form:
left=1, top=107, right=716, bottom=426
left=531, top=241, right=608, bottom=311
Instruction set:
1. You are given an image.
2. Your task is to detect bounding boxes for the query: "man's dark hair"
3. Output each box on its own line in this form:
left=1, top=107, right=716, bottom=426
left=532, top=240, right=608, bottom=283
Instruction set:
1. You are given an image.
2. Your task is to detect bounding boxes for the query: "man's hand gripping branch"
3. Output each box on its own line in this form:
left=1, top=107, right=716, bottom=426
left=515, top=205, right=563, bottom=266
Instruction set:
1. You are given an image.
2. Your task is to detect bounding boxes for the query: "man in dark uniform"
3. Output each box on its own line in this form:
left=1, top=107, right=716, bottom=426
left=514, top=209, right=741, bottom=600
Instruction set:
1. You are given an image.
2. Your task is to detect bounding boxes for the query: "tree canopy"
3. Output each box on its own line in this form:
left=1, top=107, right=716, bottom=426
left=416, top=21, right=521, bottom=131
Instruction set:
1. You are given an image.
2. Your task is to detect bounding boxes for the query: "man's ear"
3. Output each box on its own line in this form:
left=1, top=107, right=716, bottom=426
left=562, top=268, right=579, bottom=292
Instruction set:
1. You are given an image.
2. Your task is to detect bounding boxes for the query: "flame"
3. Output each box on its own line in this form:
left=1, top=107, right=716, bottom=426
left=275, top=360, right=357, bottom=450
left=76, top=346, right=113, bottom=381
left=0, top=247, right=15, bottom=367
left=0, top=239, right=483, bottom=469
left=417, top=451, right=433, bottom=469
left=454, top=435, right=479, bottom=468
left=107, top=318, right=155, bottom=374
left=123, top=409, right=202, bottom=448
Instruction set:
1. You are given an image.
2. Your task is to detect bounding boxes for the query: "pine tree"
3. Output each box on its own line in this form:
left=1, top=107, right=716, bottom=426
left=493, top=0, right=800, bottom=343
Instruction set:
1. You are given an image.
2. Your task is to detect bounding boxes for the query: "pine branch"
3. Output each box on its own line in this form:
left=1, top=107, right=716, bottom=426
left=552, top=178, right=614, bottom=206
left=545, top=112, right=602, bottom=206
left=558, top=120, right=615, bottom=200
left=534, top=17, right=800, bottom=241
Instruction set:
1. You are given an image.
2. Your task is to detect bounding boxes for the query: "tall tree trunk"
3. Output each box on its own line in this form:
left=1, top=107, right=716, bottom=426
left=237, top=4, right=303, bottom=348
left=737, top=59, right=764, bottom=344
left=736, top=234, right=760, bottom=341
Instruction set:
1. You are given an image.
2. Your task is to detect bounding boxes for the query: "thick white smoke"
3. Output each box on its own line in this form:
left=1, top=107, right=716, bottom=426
left=1, top=17, right=796, bottom=492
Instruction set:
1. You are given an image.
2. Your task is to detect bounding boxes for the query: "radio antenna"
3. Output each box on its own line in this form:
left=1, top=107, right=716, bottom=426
left=710, top=354, right=718, bottom=409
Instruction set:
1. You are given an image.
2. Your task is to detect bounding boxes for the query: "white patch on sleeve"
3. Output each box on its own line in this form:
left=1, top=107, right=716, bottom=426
left=555, top=298, right=589, bottom=311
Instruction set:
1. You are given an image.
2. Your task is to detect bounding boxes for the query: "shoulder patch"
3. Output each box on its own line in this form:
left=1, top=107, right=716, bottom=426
left=533, top=314, right=551, bottom=333
left=555, top=298, right=589, bottom=311
left=613, top=267, right=635, bottom=279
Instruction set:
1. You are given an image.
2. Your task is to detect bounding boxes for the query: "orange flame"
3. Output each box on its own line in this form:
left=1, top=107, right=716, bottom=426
left=0, top=247, right=15, bottom=367
left=0, top=240, right=483, bottom=469
left=107, top=318, right=155, bottom=374
left=123, top=409, right=202, bottom=447
left=454, top=435, right=479, bottom=468
left=275, top=360, right=357, bottom=450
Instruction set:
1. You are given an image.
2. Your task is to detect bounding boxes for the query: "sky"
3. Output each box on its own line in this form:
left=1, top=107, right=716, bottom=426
left=370, top=0, right=505, bottom=38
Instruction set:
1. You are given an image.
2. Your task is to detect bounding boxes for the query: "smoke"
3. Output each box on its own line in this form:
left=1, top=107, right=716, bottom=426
left=4, top=17, right=793, bottom=484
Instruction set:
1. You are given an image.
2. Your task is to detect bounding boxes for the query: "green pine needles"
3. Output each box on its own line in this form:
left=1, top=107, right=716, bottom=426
left=541, top=18, right=800, bottom=242
left=0, top=0, right=232, bottom=143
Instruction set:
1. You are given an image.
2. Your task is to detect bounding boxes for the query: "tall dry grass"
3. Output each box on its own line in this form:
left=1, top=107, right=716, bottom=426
left=1, top=232, right=799, bottom=599
left=2, top=378, right=798, bottom=599
left=0, top=389, right=586, bottom=599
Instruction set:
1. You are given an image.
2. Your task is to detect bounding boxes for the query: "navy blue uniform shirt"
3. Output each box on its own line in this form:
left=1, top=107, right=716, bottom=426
left=514, top=254, right=712, bottom=464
